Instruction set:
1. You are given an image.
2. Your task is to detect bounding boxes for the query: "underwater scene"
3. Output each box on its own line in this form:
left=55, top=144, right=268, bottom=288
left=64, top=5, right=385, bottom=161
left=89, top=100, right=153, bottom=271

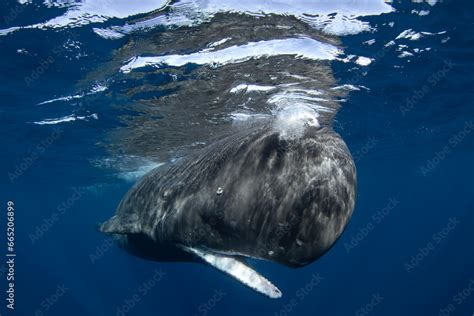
left=0, top=0, right=473, bottom=315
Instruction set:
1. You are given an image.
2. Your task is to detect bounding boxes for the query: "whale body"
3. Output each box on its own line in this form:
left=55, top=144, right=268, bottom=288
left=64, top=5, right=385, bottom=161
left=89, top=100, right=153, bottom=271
left=100, top=123, right=356, bottom=298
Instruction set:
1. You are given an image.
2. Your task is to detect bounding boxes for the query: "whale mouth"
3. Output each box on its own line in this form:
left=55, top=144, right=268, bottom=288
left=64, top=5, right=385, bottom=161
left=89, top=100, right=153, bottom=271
left=182, top=246, right=282, bottom=299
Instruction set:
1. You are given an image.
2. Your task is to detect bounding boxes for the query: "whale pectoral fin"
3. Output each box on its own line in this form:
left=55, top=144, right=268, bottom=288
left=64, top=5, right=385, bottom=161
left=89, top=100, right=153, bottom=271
left=99, top=215, right=142, bottom=234
left=183, top=247, right=282, bottom=299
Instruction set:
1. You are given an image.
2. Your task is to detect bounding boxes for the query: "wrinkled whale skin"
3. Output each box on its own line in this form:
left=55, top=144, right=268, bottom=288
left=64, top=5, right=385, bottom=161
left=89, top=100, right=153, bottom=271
left=101, top=123, right=356, bottom=268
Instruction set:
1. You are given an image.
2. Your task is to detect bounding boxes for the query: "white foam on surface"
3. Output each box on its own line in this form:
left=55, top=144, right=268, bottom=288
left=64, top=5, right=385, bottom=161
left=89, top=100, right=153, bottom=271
left=267, top=93, right=329, bottom=107
left=0, top=27, right=21, bottom=36
left=280, top=88, right=324, bottom=96
left=411, top=9, right=430, bottom=16
left=120, top=37, right=341, bottom=73
left=40, top=0, right=170, bottom=28
left=179, top=0, right=393, bottom=17
left=38, top=94, right=84, bottom=105
left=396, top=29, right=422, bottom=41
left=2, top=0, right=393, bottom=37
left=355, top=56, right=372, bottom=66
left=363, top=39, right=376, bottom=46
left=209, top=37, right=232, bottom=48
left=94, top=0, right=394, bottom=38
left=303, top=13, right=372, bottom=36
left=230, top=84, right=276, bottom=94
left=33, top=113, right=98, bottom=125
left=331, top=84, right=361, bottom=91
left=412, top=0, right=439, bottom=6
left=93, top=28, right=126, bottom=40
left=38, top=83, right=107, bottom=105
left=1, top=0, right=170, bottom=35
left=398, top=51, right=414, bottom=58
left=338, top=55, right=372, bottom=66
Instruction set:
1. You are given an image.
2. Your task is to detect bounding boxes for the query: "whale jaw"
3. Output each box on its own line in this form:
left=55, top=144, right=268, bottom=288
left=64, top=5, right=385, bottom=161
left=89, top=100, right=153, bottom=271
left=100, top=218, right=282, bottom=298
left=183, top=247, right=282, bottom=299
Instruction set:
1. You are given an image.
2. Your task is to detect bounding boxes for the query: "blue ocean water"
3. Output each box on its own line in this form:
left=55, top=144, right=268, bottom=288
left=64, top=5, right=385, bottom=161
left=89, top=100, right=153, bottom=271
left=0, top=1, right=473, bottom=315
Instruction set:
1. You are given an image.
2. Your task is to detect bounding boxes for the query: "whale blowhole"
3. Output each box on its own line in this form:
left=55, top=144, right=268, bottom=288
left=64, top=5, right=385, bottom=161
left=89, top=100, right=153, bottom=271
left=273, top=105, right=321, bottom=141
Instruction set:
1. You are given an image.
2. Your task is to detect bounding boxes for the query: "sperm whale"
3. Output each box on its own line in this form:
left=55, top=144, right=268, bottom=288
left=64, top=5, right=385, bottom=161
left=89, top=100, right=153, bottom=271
left=100, top=121, right=356, bottom=298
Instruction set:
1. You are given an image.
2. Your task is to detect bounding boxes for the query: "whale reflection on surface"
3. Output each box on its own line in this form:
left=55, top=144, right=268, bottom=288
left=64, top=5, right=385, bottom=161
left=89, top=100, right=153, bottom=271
left=86, top=0, right=362, bottom=298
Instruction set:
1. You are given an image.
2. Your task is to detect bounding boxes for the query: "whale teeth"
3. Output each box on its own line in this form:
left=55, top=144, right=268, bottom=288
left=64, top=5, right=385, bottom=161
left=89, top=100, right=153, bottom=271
left=183, top=247, right=282, bottom=299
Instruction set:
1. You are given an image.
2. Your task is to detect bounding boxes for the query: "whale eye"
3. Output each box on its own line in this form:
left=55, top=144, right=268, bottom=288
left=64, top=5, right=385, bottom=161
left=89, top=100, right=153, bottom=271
left=216, top=187, right=223, bottom=195
left=161, top=190, right=171, bottom=200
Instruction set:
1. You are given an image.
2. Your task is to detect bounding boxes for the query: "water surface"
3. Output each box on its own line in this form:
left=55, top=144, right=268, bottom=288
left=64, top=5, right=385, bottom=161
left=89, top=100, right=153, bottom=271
left=0, top=0, right=473, bottom=315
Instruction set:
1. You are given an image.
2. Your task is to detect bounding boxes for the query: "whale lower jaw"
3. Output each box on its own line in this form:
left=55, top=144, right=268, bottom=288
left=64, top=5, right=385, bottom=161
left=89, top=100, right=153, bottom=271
left=182, top=247, right=282, bottom=299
